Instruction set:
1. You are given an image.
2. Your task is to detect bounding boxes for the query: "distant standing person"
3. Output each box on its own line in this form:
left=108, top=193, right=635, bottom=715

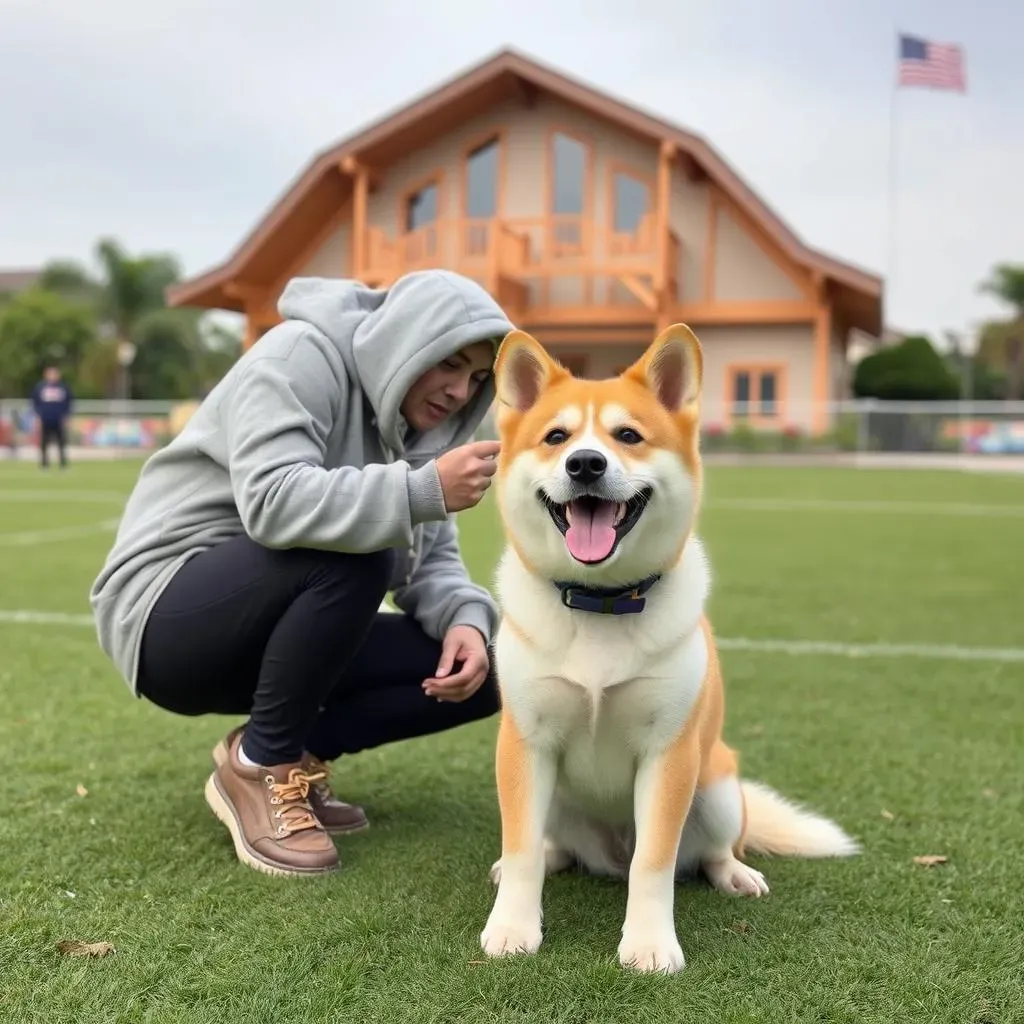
left=32, top=364, right=73, bottom=469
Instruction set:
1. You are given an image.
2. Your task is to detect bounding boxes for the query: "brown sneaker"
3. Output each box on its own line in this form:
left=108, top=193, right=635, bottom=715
left=213, top=726, right=368, bottom=836
left=303, top=753, right=369, bottom=835
left=203, top=731, right=339, bottom=877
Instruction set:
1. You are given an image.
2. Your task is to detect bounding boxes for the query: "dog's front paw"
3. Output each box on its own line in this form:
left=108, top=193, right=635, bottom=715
left=618, top=929, right=685, bottom=974
left=480, top=917, right=543, bottom=958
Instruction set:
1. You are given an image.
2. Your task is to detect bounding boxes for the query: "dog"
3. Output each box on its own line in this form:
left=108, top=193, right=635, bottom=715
left=479, top=323, right=859, bottom=974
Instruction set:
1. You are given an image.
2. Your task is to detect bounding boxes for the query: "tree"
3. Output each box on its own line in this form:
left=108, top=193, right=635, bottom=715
left=39, top=237, right=191, bottom=399
left=978, top=263, right=1024, bottom=400
left=852, top=334, right=961, bottom=401
left=0, top=288, right=96, bottom=396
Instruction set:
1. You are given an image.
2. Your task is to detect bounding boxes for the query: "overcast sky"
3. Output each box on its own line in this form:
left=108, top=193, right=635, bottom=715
left=1, top=0, right=1020, bottom=346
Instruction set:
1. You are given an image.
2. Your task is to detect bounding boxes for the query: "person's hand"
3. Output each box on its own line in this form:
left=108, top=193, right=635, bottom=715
left=435, top=440, right=500, bottom=512
left=422, top=625, right=490, bottom=702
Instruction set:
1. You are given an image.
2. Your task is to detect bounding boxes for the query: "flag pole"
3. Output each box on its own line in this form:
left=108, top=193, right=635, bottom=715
left=884, top=30, right=901, bottom=338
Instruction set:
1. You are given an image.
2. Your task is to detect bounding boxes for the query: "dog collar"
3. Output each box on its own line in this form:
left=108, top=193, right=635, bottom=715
left=554, top=574, right=662, bottom=615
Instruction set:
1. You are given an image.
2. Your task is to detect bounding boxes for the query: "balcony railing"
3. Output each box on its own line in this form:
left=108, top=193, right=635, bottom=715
left=361, top=215, right=681, bottom=314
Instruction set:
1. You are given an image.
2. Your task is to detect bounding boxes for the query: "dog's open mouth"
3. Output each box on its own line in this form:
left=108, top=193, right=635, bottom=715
left=539, top=489, right=652, bottom=564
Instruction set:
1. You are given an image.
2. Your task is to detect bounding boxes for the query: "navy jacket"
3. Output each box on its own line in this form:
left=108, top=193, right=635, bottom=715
left=31, top=380, right=73, bottom=425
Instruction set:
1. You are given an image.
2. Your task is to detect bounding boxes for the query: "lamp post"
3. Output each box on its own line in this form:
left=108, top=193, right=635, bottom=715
left=116, top=340, right=136, bottom=402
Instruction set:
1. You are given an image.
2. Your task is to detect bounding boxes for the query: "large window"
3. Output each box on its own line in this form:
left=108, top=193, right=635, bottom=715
left=465, top=137, right=500, bottom=218
left=611, top=171, right=650, bottom=234
left=405, top=180, right=439, bottom=232
left=729, top=365, right=783, bottom=420
left=551, top=131, right=588, bottom=215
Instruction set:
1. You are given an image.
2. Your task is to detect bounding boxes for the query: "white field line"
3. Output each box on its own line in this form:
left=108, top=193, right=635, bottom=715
left=705, top=497, right=1024, bottom=518
left=0, top=519, right=120, bottom=547
left=0, top=489, right=128, bottom=504
left=1, top=608, right=1022, bottom=664
left=715, top=636, right=1024, bottom=663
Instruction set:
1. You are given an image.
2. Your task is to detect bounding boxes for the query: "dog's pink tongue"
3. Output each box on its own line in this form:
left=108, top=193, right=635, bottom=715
left=565, top=500, right=617, bottom=562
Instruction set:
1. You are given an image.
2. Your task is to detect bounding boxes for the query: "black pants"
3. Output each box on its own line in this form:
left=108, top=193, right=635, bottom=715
left=136, top=534, right=499, bottom=765
left=40, top=420, right=67, bottom=467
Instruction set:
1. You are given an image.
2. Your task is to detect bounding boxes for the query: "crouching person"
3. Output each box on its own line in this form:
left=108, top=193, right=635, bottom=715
left=90, top=270, right=512, bottom=876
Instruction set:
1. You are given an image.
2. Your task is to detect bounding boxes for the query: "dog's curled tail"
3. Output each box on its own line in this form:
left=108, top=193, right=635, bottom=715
left=740, top=780, right=860, bottom=858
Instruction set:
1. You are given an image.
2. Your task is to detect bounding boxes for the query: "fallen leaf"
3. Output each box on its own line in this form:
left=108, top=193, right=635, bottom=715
left=56, top=940, right=115, bottom=958
left=881, top=809, right=895, bottom=821
left=982, top=788, right=997, bottom=798
left=76, top=784, right=88, bottom=798
left=467, top=960, right=486, bottom=965
left=913, top=855, right=948, bottom=867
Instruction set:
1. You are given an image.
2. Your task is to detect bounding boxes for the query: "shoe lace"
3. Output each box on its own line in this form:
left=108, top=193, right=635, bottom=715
left=267, top=768, right=326, bottom=834
left=303, top=755, right=335, bottom=802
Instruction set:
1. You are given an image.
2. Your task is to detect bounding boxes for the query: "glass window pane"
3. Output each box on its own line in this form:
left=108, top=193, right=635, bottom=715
left=466, top=139, right=499, bottom=218
left=406, top=182, right=438, bottom=231
left=759, top=372, right=777, bottom=415
left=733, top=371, right=751, bottom=416
left=552, top=133, right=586, bottom=214
left=613, top=173, right=648, bottom=233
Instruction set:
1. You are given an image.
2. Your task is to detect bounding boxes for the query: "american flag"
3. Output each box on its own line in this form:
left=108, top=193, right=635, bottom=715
left=898, top=34, right=966, bottom=92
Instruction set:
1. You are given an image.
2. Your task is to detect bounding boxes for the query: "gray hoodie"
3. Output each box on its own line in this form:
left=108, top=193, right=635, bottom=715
left=90, top=270, right=513, bottom=693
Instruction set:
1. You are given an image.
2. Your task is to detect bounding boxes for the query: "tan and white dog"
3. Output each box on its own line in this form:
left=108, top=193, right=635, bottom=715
left=479, top=324, right=859, bottom=974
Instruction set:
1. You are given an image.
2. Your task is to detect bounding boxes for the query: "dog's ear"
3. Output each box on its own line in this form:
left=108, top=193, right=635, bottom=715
left=626, top=323, right=702, bottom=413
left=494, top=330, right=565, bottom=413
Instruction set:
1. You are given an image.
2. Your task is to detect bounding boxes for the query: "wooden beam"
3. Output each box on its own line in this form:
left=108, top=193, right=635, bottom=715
left=617, top=274, right=658, bottom=311
left=655, top=140, right=674, bottom=303
left=243, top=316, right=258, bottom=352
left=224, top=282, right=265, bottom=301
left=813, top=301, right=832, bottom=433
left=351, top=164, right=369, bottom=279
left=671, top=300, right=818, bottom=324
left=522, top=306, right=657, bottom=327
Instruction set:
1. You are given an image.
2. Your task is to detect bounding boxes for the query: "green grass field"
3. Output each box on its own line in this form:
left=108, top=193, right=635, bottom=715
left=2, top=457, right=1023, bottom=1023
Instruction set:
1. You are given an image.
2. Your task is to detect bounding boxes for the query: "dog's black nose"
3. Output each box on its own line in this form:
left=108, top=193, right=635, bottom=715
left=565, top=449, right=607, bottom=484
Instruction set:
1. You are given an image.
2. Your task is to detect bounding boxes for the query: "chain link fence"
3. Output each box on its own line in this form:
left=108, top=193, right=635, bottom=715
left=4, top=397, right=1024, bottom=460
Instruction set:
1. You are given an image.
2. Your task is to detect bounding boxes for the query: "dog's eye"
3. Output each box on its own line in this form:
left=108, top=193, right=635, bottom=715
left=543, top=428, right=569, bottom=446
left=614, top=427, right=644, bottom=445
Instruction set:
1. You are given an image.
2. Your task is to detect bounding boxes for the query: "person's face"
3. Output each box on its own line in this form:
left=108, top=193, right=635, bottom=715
left=400, top=340, right=496, bottom=432
left=44, top=367, right=60, bottom=383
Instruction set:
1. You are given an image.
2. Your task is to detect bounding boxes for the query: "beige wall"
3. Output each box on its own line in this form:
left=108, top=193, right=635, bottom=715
left=295, top=221, right=351, bottom=279
left=696, top=324, right=816, bottom=431
left=712, top=206, right=804, bottom=302
left=541, top=325, right=817, bottom=430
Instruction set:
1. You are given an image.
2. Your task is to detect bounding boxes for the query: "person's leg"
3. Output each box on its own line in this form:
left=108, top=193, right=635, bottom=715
left=39, top=422, right=53, bottom=468
left=304, top=612, right=500, bottom=762
left=136, top=532, right=394, bottom=875
left=56, top=419, right=68, bottom=467
left=138, top=533, right=395, bottom=763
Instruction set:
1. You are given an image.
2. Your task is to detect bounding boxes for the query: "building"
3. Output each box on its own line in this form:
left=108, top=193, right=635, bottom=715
left=0, top=269, right=41, bottom=298
left=167, top=48, right=882, bottom=433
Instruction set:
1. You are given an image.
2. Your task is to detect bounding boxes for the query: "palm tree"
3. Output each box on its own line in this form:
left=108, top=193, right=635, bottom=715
left=39, top=238, right=203, bottom=398
left=978, top=264, right=1024, bottom=400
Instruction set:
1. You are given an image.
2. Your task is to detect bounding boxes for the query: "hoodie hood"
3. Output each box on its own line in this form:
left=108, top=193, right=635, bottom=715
left=277, top=270, right=513, bottom=455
